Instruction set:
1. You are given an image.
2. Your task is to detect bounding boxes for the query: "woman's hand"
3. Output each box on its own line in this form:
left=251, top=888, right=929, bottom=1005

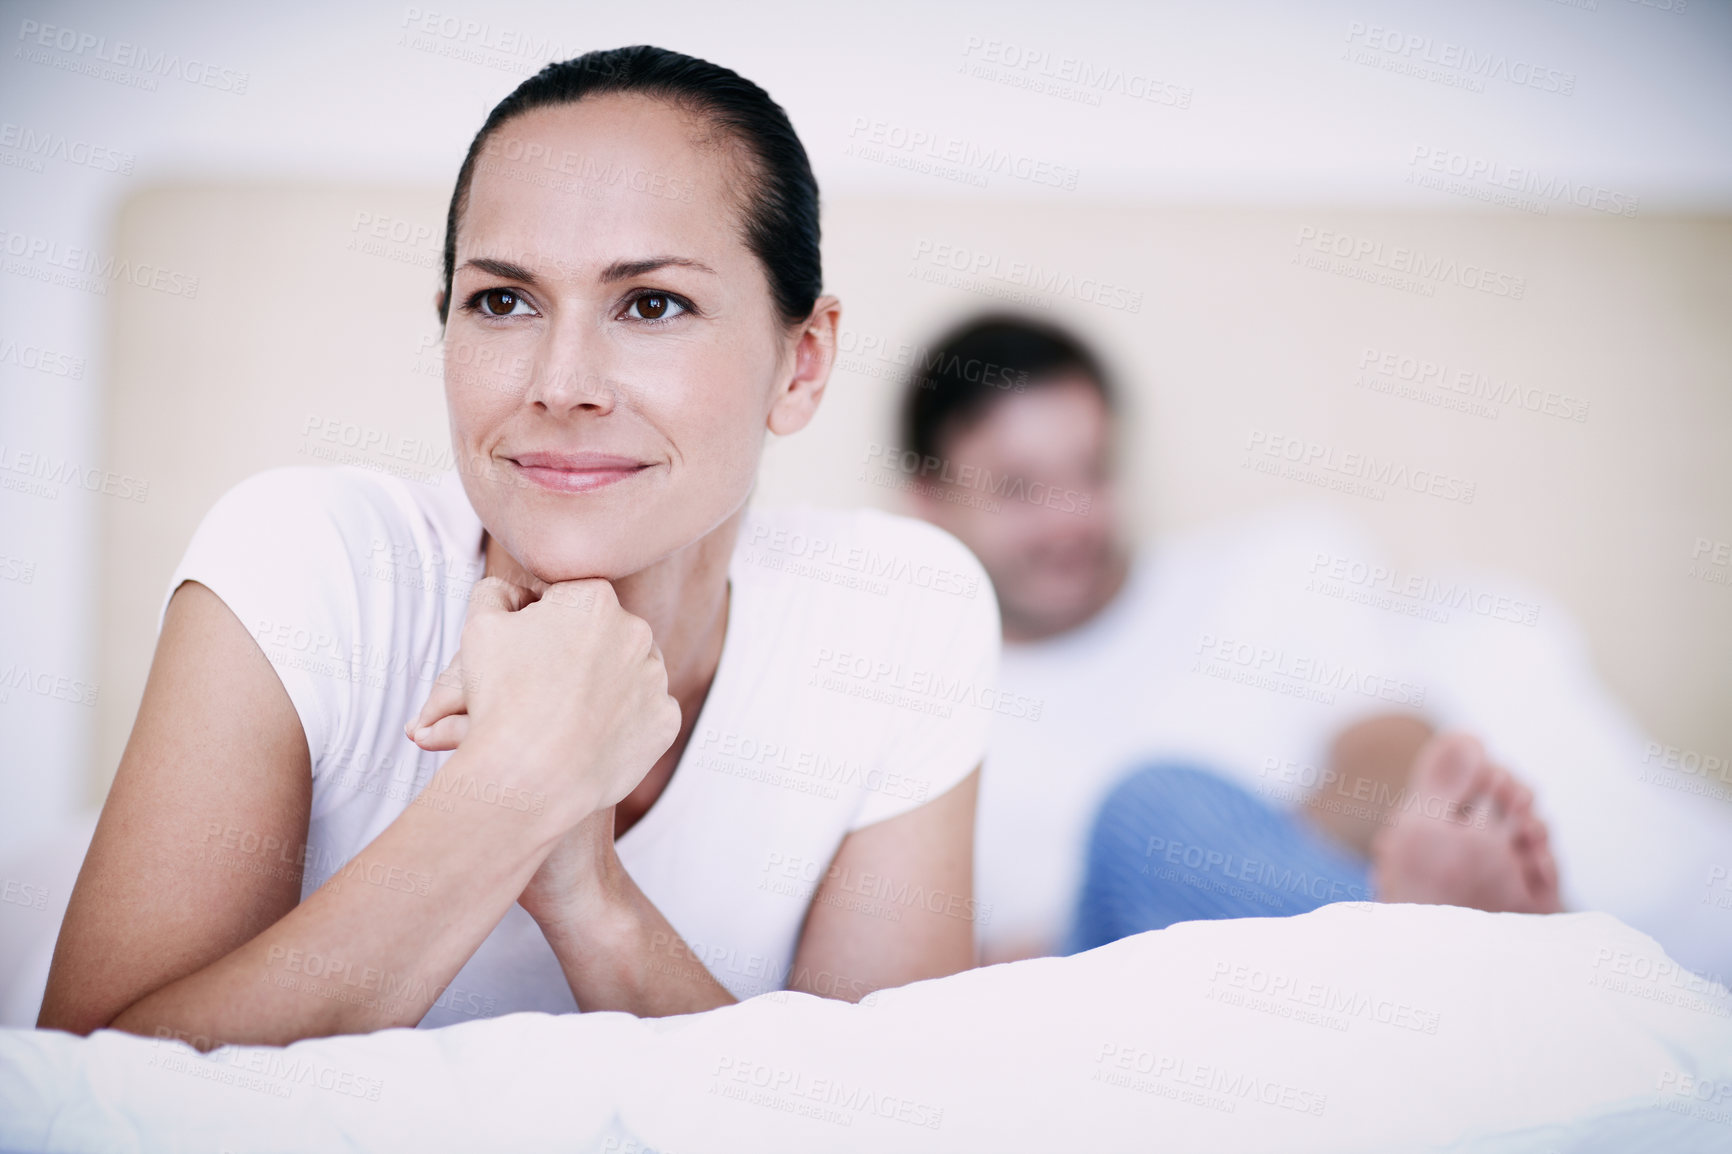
left=406, top=576, right=682, bottom=830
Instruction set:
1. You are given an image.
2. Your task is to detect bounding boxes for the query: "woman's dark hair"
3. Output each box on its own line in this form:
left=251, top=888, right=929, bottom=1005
left=440, top=45, right=820, bottom=326
left=900, top=314, right=1115, bottom=463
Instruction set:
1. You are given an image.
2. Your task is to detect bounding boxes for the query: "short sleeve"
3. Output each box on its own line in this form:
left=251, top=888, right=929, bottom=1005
left=847, top=516, right=1003, bottom=831
left=158, top=467, right=367, bottom=771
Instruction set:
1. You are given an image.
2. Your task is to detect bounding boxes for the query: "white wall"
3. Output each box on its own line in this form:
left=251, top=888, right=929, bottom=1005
left=2, top=0, right=1730, bottom=845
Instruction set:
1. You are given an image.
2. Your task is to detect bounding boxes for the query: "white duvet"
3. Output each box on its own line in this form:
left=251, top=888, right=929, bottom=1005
left=4, top=903, right=1730, bottom=1153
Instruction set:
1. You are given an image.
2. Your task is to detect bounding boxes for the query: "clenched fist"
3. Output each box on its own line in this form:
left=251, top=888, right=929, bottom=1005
left=406, top=576, right=682, bottom=830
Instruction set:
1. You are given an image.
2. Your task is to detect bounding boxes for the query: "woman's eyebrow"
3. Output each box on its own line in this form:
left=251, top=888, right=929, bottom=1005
left=459, top=256, right=541, bottom=284
left=599, top=256, right=718, bottom=282
left=458, top=254, right=719, bottom=285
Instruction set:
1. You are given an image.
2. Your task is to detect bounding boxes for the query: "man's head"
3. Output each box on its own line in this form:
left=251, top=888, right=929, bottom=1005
left=900, top=315, right=1125, bottom=641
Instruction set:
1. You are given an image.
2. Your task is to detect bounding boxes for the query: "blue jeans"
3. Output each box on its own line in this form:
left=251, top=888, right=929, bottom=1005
left=1066, top=763, right=1375, bottom=954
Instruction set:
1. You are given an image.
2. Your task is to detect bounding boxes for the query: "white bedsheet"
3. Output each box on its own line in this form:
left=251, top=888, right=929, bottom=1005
left=4, top=904, right=1730, bottom=1153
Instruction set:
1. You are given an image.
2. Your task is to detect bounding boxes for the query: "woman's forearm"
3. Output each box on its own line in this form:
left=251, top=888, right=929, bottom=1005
left=107, top=747, right=563, bottom=1049
left=532, top=858, right=737, bottom=1017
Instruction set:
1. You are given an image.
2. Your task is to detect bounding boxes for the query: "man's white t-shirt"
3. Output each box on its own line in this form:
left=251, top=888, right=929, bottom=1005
left=974, top=506, right=1419, bottom=957
left=160, top=465, right=999, bottom=1027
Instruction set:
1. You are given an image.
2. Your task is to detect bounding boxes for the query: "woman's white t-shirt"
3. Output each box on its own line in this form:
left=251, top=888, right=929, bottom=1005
left=159, top=466, right=1000, bottom=1028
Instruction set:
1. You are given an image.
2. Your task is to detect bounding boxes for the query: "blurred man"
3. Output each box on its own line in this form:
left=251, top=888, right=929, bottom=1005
left=896, top=316, right=1561, bottom=963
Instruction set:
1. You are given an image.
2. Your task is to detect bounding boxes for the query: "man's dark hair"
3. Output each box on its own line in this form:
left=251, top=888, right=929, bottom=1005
left=440, top=45, right=820, bottom=326
left=900, top=314, right=1115, bottom=463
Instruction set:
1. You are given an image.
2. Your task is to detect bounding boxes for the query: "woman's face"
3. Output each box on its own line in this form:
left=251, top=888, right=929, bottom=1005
left=443, top=93, right=832, bottom=582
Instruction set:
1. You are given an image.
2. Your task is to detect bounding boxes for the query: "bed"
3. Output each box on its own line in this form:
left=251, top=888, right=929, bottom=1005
left=4, top=903, right=1729, bottom=1152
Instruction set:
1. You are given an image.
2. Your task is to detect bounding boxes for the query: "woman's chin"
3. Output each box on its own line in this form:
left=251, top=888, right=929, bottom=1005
left=516, top=552, right=638, bottom=588
left=484, top=533, right=640, bottom=591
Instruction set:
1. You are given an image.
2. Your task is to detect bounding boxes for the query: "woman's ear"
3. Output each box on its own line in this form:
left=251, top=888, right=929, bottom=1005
left=767, top=295, right=841, bottom=436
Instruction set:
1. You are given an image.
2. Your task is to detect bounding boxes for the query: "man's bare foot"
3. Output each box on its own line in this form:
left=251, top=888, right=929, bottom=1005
left=1369, top=733, right=1562, bottom=913
left=1305, top=714, right=1436, bottom=856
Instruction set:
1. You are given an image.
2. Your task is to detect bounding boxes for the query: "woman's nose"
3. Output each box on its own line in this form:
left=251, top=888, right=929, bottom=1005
left=526, top=363, right=618, bottom=412
left=525, top=327, right=618, bottom=414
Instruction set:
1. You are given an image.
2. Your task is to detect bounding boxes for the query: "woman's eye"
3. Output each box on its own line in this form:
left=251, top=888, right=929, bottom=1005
left=475, top=288, right=531, bottom=317
left=626, top=293, right=687, bottom=322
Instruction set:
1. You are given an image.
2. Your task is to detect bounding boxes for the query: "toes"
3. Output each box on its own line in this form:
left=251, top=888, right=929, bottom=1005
left=1505, top=780, right=1534, bottom=820
left=1378, top=739, right=1566, bottom=915
left=1483, top=764, right=1533, bottom=822
left=1521, top=820, right=1563, bottom=912
left=1459, top=764, right=1514, bottom=827
left=1409, top=733, right=1493, bottom=809
left=1505, top=809, right=1562, bottom=913
left=1514, top=809, right=1549, bottom=850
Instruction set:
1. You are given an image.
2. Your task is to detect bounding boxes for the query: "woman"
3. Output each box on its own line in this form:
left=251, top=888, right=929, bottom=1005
left=39, top=46, right=997, bottom=1047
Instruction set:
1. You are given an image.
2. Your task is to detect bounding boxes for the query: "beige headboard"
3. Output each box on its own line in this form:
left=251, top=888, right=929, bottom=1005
left=97, top=185, right=1732, bottom=803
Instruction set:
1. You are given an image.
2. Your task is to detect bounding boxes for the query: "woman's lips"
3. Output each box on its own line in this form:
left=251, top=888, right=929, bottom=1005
left=506, top=451, right=650, bottom=494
